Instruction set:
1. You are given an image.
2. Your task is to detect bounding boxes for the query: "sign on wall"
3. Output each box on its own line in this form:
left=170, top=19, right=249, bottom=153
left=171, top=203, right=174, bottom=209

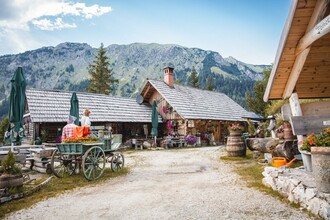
left=188, top=120, right=194, bottom=128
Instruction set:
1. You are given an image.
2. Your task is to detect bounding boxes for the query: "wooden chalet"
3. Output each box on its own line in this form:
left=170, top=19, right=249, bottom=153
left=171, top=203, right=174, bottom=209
left=23, top=89, right=162, bottom=143
left=264, top=0, right=330, bottom=141
left=140, top=67, right=251, bottom=144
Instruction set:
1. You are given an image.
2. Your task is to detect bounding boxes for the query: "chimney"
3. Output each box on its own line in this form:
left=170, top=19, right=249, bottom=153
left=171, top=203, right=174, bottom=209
left=163, top=66, right=174, bottom=87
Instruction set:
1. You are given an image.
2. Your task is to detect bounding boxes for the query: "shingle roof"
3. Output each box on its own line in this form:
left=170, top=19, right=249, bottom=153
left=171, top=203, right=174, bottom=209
left=26, top=89, right=160, bottom=123
left=147, top=80, right=250, bottom=121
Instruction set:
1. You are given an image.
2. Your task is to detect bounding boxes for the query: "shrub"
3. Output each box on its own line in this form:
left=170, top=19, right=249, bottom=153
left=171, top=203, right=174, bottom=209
left=1, top=151, right=21, bottom=175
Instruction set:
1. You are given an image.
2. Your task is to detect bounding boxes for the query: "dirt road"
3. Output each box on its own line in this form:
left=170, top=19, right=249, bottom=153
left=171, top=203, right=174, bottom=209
left=6, top=147, right=311, bottom=220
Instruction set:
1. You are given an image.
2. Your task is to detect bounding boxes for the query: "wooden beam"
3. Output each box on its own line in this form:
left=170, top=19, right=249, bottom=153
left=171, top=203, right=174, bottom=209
left=289, top=93, right=304, bottom=147
left=143, top=84, right=151, bottom=98
left=296, top=14, right=330, bottom=55
left=283, top=48, right=310, bottom=99
left=283, top=0, right=329, bottom=99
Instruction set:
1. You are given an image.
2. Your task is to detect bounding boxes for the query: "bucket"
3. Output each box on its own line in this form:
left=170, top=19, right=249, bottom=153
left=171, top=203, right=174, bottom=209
left=226, top=135, right=246, bottom=157
left=311, top=147, right=330, bottom=193
left=272, top=157, right=286, bottom=168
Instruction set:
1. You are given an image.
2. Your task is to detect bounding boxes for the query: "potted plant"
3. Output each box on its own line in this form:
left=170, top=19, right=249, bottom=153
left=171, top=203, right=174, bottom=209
left=201, top=133, right=209, bottom=146
left=275, top=125, right=284, bottom=139
left=283, top=121, right=294, bottom=140
left=228, top=122, right=244, bottom=136
left=184, top=134, right=197, bottom=146
left=0, top=151, right=23, bottom=189
left=301, top=128, right=330, bottom=193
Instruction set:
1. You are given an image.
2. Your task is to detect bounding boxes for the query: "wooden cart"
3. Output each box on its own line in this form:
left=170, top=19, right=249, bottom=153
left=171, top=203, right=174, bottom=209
left=51, top=134, right=124, bottom=181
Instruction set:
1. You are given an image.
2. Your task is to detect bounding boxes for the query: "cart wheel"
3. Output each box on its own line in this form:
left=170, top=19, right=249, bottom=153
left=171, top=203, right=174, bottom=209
left=50, top=149, right=77, bottom=178
left=82, top=146, right=105, bottom=181
left=111, top=153, right=125, bottom=172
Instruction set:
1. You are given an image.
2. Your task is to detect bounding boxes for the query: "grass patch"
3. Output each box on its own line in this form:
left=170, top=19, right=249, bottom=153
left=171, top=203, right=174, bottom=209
left=220, top=148, right=253, bottom=161
left=221, top=150, right=321, bottom=219
left=0, top=167, right=129, bottom=219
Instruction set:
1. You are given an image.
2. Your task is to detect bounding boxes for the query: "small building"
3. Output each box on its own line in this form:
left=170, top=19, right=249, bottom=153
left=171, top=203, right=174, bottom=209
left=140, top=67, right=251, bottom=143
left=264, top=0, right=330, bottom=136
left=23, top=89, right=162, bottom=143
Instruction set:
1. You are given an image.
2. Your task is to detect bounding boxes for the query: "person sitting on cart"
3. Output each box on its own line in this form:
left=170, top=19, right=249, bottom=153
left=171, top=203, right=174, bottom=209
left=61, top=115, right=78, bottom=142
left=80, top=108, right=98, bottom=138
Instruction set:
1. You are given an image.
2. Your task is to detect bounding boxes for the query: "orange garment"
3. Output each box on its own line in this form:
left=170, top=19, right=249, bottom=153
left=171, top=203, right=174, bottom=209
left=74, top=126, right=91, bottom=138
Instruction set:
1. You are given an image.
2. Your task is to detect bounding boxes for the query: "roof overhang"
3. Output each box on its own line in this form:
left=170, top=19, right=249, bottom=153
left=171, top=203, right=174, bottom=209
left=264, top=0, right=330, bottom=101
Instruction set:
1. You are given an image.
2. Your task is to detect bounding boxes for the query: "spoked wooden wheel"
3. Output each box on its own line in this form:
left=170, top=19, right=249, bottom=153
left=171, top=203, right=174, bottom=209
left=111, top=153, right=124, bottom=172
left=82, top=146, right=106, bottom=181
left=51, top=149, right=77, bottom=178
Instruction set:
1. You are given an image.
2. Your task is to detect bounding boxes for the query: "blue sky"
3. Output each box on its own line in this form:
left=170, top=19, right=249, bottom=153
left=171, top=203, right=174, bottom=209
left=0, top=0, right=291, bottom=64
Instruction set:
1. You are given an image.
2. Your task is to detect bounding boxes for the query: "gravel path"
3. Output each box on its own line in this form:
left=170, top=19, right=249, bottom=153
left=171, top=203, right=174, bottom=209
left=6, top=147, right=312, bottom=220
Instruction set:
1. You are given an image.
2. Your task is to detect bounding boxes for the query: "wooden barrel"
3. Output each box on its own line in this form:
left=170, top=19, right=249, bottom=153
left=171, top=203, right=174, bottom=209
left=226, top=135, right=246, bottom=157
left=229, top=130, right=242, bottom=136
left=0, top=175, right=23, bottom=189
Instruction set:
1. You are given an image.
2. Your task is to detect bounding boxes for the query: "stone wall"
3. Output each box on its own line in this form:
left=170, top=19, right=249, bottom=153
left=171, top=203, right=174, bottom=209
left=262, top=166, right=330, bottom=219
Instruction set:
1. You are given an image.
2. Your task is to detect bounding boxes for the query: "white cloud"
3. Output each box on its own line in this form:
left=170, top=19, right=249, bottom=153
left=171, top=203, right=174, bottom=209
left=0, top=0, right=112, bottom=54
left=0, top=0, right=112, bottom=31
left=32, top=18, right=77, bottom=31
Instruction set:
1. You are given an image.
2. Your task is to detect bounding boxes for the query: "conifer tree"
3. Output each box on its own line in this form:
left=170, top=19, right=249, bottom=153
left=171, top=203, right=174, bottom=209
left=246, top=68, right=271, bottom=117
left=206, top=74, right=214, bottom=91
left=189, top=66, right=199, bottom=88
left=87, top=43, right=118, bottom=95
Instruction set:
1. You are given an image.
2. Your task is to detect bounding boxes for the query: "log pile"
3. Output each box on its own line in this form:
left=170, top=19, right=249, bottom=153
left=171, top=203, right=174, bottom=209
left=27, top=148, right=55, bottom=174
left=246, top=138, right=299, bottom=160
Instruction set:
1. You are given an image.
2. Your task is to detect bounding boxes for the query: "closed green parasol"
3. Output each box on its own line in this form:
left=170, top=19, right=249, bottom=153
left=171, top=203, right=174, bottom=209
left=70, top=92, right=79, bottom=126
left=7, top=67, right=26, bottom=144
left=151, top=100, right=158, bottom=139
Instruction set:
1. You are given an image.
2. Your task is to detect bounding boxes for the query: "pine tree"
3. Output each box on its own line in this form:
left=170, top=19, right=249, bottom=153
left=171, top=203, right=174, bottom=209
left=206, top=74, right=214, bottom=91
left=0, top=116, right=9, bottom=145
left=87, top=43, right=118, bottom=95
left=189, top=66, right=199, bottom=88
left=246, top=69, right=271, bottom=117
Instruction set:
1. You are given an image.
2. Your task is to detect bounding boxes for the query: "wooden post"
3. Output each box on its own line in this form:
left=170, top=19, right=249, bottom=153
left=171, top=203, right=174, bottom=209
left=184, top=119, right=188, bottom=136
left=289, top=92, right=304, bottom=148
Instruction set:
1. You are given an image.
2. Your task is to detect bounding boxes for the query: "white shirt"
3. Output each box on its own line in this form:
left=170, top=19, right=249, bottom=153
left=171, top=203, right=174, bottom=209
left=81, top=116, right=91, bottom=127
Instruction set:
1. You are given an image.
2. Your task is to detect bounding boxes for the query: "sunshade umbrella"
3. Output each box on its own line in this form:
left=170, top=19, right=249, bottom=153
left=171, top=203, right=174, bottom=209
left=70, top=92, right=79, bottom=126
left=7, top=67, right=26, bottom=144
left=151, top=101, right=158, bottom=143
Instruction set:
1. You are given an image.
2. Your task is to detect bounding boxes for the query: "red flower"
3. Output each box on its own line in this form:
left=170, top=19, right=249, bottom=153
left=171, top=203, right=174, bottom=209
left=309, top=139, right=313, bottom=145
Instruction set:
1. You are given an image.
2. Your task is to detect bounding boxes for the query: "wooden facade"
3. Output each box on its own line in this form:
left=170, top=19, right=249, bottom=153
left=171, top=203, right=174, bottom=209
left=264, top=0, right=330, bottom=147
left=264, top=0, right=330, bottom=101
left=145, top=87, right=229, bottom=143
left=140, top=68, right=250, bottom=144
left=23, top=89, right=162, bottom=143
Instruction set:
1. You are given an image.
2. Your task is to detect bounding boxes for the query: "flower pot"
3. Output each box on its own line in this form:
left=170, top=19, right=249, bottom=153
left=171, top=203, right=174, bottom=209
left=0, top=174, right=23, bottom=189
left=311, top=147, right=330, bottom=193
left=300, top=150, right=312, bottom=172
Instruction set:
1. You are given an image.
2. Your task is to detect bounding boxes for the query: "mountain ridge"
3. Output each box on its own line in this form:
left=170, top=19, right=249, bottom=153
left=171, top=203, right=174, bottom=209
left=0, top=42, right=270, bottom=118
